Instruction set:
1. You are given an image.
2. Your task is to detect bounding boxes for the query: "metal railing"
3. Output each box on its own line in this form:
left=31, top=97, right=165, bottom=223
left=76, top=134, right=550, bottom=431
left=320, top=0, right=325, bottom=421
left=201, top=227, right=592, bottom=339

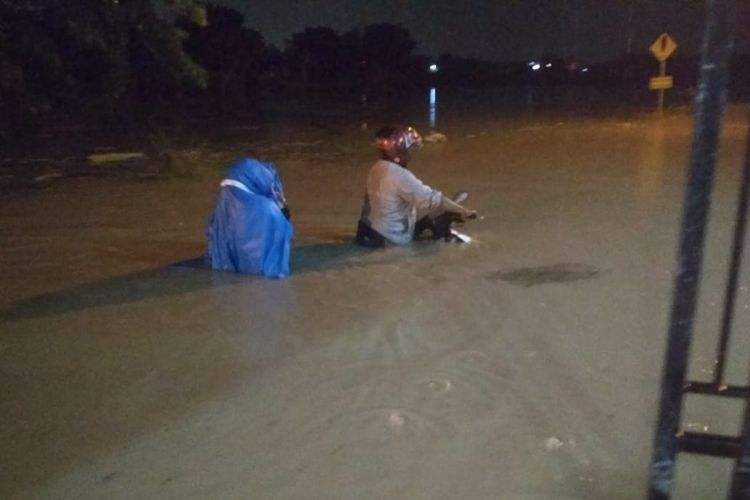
left=647, top=0, right=750, bottom=498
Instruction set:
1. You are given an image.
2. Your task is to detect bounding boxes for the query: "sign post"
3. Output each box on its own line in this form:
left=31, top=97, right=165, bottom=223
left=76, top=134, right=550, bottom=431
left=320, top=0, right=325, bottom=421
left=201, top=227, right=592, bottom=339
left=649, top=33, right=678, bottom=116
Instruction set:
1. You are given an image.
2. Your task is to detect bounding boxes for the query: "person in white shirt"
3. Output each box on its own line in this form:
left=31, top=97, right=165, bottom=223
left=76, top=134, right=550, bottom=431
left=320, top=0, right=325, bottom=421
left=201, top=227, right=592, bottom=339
left=355, top=125, right=475, bottom=247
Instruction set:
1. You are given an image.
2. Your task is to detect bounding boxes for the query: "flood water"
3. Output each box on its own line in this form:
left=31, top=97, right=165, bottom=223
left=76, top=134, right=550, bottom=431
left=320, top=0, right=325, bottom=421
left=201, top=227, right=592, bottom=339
left=1, top=91, right=749, bottom=499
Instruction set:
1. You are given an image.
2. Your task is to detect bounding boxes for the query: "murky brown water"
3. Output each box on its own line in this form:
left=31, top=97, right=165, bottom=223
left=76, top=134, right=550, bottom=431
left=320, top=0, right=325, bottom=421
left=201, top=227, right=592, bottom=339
left=1, top=104, right=748, bottom=499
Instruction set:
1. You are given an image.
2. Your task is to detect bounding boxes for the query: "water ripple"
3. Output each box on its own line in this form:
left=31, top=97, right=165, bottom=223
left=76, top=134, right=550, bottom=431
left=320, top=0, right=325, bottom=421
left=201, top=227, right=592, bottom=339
left=325, top=406, right=445, bottom=449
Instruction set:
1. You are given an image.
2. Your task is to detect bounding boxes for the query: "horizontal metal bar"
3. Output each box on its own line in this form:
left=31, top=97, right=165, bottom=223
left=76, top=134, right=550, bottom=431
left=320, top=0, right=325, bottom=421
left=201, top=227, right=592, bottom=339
left=684, top=381, right=750, bottom=398
left=678, top=432, right=742, bottom=458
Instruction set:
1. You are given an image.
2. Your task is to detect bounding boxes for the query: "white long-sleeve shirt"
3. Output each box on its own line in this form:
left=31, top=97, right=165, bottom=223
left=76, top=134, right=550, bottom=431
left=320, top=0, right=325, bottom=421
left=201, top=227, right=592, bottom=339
left=360, top=159, right=443, bottom=245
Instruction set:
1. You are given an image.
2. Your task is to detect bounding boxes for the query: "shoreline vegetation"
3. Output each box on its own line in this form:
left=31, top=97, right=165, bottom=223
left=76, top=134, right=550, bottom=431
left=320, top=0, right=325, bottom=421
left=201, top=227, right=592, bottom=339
left=1, top=2, right=748, bottom=190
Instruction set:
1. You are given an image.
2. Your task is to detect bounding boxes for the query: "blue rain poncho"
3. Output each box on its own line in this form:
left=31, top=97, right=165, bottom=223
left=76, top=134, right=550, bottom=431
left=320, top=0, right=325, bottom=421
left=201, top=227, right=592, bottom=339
left=206, top=159, right=293, bottom=278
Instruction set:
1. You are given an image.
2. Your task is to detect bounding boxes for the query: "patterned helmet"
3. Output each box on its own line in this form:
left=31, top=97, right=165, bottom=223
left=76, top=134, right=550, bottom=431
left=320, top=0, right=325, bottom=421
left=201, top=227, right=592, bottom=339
left=375, top=126, right=423, bottom=158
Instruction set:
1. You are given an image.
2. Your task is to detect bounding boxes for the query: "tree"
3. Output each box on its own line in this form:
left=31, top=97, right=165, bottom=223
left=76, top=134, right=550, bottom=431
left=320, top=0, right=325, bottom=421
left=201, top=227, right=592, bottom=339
left=0, top=0, right=207, bottom=129
left=182, top=3, right=268, bottom=115
left=361, top=24, right=421, bottom=98
left=284, top=26, right=342, bottom=88
left=362, top=24, right=415, bottom=70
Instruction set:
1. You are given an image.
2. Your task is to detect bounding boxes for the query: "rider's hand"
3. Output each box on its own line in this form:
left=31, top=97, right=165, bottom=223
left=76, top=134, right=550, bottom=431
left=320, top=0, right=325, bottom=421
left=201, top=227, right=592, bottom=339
left=463, top=209, right=478, bottom=220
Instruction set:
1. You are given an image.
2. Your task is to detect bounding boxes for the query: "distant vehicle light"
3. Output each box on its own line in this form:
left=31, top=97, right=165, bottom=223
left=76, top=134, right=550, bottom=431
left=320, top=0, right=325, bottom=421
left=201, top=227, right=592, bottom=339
left=429, top=64, right=439, bottom=73
left=545, top=63, right=552, bottom=68
left=582, top=67, right=589, bottom=73
left=528, top=61, right=536, bottom=67
left=532, top=63, right=541, bottom=71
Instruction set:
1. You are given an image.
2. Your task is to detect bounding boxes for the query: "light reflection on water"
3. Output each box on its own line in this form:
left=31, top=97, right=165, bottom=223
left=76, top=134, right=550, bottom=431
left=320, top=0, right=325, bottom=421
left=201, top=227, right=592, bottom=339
left=410, top=86, right=666, bottom=134
left=637, top=120, right=668, bottom=205
left=428, top=87, right=437, bottom=129
left=355, top=86, right=655, bottom=136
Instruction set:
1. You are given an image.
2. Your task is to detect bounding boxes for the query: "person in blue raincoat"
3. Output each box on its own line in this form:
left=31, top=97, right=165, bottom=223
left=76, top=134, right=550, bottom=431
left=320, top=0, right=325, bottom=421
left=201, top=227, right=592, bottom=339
left=206, top=159, right=293, bottom=278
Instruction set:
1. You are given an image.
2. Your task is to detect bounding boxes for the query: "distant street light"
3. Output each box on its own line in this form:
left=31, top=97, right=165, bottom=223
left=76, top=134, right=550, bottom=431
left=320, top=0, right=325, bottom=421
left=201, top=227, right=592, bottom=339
left=429, top=64, right=439, bottom=73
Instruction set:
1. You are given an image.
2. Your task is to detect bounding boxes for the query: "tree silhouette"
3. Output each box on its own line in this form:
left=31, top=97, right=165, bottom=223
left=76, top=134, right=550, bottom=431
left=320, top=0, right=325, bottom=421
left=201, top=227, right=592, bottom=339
left=0, top=0, right=207, bottom=130
left=285, top=27, right=344, bottom=88
left=361, top=24, right=421, bottom=98
left=182, top=3, right=268, bottom=116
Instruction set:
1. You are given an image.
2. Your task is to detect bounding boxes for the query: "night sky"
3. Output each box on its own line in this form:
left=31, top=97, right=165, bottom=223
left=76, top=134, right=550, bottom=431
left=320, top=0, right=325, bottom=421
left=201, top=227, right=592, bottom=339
left=215, top=0, right=750, bottom=63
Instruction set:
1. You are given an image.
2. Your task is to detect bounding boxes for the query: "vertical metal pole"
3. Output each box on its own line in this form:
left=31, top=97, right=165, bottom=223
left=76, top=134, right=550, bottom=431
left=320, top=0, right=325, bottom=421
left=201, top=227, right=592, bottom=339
left=731, top=399, right=750, bottom=499
left=647, top=1, right=734, bottom=498
left=728, top=108, right=750, bottom=499
left=713, top=107, right=750, bottom=388
left=658, top=61, right=666, bottom=116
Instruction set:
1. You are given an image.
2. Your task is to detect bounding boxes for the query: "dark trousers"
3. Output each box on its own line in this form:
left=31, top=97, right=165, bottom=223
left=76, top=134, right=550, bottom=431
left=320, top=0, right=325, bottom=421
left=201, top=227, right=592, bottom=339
left=355, top=211, right=461, bottom=248
left=354, top=220, right=386, bottom=248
